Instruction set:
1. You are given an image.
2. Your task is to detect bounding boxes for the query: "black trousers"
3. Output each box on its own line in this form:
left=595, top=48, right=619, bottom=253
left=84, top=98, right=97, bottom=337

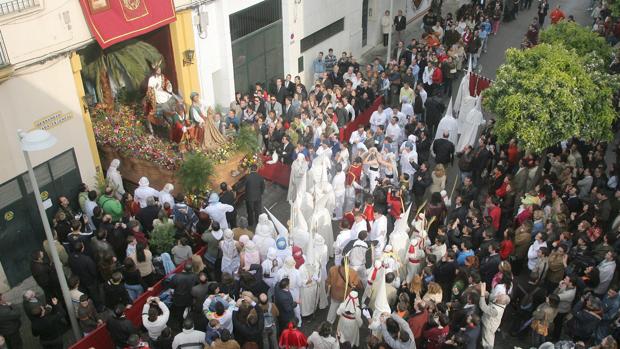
left=246, top=199, right=262, bottom=226
left=4, top=332, right=22, bottom=349
left=383, top=33, right=389, bottom=46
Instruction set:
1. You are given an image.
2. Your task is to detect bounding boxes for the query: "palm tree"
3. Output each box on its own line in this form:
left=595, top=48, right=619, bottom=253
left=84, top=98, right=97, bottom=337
left=80, top=39, right=162, bottom=110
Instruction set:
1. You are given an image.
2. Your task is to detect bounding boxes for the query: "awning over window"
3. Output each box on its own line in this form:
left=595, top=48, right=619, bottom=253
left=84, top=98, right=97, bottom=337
left=78, top=0, right=176, bottom=49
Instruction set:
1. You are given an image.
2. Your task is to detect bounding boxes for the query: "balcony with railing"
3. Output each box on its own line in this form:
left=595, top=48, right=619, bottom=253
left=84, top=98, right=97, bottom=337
left=0, top=0, right=39, bottom=16
left=0, top=30, right=13, bottom=83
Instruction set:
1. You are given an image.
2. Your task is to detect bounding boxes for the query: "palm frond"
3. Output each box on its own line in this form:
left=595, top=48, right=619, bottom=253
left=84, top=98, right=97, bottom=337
left=79, top=40, right=163, bottom=103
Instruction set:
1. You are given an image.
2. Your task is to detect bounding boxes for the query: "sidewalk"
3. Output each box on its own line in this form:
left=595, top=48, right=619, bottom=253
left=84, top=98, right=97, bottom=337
left=360, top=0, right=469, bottom=65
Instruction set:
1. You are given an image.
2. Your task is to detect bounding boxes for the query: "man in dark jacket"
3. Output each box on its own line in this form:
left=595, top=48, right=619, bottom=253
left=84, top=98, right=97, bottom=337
left=432, top=132, right=455, bottom=165
left=107, top=304, right=137, bottom=348
left=472, top=138, right=490, bottom=186
left=170, top=263, right=198, bottom=330
left=30, top=298, right=67, bottom=349
left=220, top=182, right=237, bottom=229
left=0, top=293, right=22, bottom=349
left=103, top=272, right=131, bottom=311
left=136, top=196, right=160, bottom=234
left=417, top=131, right=432, bottom=164
left=69, top=242, right=102, bottom=310
left=245, top=164, right=265, bottom=226
left=30, top=250, right=60, bottom=301
left=480, top=243, right=501, bottom=287
left=89, top=228, right=116, bottom=264
left=434, top=251, right=457, bottom=302
left=411, top=162, right=432, bottom=206
left=274, top=278, right=296, bottom=336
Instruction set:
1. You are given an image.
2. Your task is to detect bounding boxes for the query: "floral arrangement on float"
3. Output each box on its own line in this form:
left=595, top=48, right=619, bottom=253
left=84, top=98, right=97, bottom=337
left=91, top=103, right=238, bottom=170
left=239, top=153, right=263, bottom=170
left=91, top=104, right=183, bottom=170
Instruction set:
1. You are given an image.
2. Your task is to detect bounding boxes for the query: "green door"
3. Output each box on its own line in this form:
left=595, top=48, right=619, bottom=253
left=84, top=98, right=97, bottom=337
left=0, top=149, right=82, bottom=287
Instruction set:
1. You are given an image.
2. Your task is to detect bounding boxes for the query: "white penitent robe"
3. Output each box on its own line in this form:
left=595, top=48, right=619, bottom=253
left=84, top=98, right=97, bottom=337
left=389, top=227, right=409, bottom=280
left=434, top=98, right=458, bottom=145
left=454, top=72, right=471, bottom=131
left=311, top=207, right=334, bottom=257
left=434, top=114, right=459, bottom=145
left=288, top=156, right=308, bottom=203
left=406, top=236, right=426, bottom=283
left=456, top=96, right=485, bottom=152
left=332, top=171, right=346, bottom=220
left=456, top=95, right=478, bottom=135
left=299, top=192, right=315, bottom=228
left=336, top=301, right=363, bottom=347
left=291, top=228, right=310, bottom=256
left=299, top=258, right=320, bottom=317
left=313, top=237, right=329, bottom=310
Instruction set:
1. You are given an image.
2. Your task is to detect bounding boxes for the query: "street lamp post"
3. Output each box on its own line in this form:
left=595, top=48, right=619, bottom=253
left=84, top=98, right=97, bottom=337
left=386, top=0, right=394, bottom=64
left=17, top=129, right=81, bottom=341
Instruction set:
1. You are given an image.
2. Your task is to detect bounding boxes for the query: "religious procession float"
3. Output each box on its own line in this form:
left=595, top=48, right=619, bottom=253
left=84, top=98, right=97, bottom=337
left=79, top=39, right=261, bottom=206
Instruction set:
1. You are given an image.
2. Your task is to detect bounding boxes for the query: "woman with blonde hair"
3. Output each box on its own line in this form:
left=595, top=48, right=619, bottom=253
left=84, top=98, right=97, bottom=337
left=429, top=164, right=446, bottom=194
left=423, top=282, right=443, bottom=304
left=191, top=254, right=206, bottom=274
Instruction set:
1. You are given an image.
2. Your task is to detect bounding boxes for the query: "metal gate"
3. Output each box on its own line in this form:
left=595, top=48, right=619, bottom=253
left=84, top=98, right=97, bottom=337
left=0, top=149, right=81, bottom=287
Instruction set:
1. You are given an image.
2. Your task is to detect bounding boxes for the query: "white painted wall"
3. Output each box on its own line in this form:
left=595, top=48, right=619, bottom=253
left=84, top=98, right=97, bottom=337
left=0, top=57, right=97, bottom=185
left=0, top=0, right=92, bottom=68
left=190, top=0, right=432, bottom=106
left=192, top=0, right=264, bottom=108
left=281, top=0, right=429, bottom=87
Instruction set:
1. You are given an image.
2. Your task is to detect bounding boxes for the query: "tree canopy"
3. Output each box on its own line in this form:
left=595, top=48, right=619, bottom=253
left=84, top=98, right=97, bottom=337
left=539, top=21, right=612, bottom=63
left=482, top=43, right=616, bottom=153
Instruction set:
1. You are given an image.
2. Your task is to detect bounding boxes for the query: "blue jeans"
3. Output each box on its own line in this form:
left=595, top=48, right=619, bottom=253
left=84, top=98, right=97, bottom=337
left=125, top=283, right=143, bottom=302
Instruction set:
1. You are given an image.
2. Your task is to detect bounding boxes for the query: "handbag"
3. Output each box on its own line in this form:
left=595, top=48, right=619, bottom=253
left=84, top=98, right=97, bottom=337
left=531, top=313, right=549, bottom=337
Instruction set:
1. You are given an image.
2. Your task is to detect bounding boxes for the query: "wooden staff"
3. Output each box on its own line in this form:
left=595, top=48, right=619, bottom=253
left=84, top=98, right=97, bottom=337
left=343, top=256, right=350, bottom=299
left=449, top=175, right=459, bottom=200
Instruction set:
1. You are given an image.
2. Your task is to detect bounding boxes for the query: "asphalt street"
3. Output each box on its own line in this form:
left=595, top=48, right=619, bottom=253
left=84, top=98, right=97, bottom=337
left=236, top=0, right=592, bottom=346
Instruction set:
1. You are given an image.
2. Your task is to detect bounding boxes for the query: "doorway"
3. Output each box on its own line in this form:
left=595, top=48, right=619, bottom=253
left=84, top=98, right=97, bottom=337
left=0, top=149, right=81, bottom=287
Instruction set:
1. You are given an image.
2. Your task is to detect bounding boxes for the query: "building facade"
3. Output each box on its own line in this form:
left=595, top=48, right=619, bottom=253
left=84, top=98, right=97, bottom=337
left=0, top=0, right=99, bottom=292
left=188, top=0, right=431, bottom=107
left=0, top=0, right=431, bottom=292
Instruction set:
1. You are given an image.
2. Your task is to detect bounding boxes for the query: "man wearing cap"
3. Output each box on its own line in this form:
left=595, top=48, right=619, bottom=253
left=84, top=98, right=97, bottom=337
left=200, top=193, right=234, bottom=230
left=336, top=291, right=363, bottom=347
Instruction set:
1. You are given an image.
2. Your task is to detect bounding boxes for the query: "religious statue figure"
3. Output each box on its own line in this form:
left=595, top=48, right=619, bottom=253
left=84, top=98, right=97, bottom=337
left=105, top=159, right=125, bottom=200
left=188, top=92, right=227, bottom=151
left=144, top=60, right=178, bottom=135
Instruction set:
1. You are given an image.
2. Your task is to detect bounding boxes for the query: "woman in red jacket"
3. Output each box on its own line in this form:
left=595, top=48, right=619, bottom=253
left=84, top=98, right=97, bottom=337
left=423, top=313, right=450, bottom=349
left=499, top=228, right=515, bottom=260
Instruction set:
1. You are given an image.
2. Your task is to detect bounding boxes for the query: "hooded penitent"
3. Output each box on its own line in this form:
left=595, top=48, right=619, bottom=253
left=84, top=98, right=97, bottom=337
left=434, top=98, right=458, bottom=145
left=254, top=214, right=276, bottom=260
left=288, top=153, right=308, bottom=203
left=292, top=245, right=305, bottom=269
left=242, top=240, right=260, bottom=270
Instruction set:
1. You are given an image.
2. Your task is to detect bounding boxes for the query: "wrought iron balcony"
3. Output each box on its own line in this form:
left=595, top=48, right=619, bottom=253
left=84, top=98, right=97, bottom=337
left=0, top=0, right=39, bottom=16
left=0, top=30, right=14, bottom=83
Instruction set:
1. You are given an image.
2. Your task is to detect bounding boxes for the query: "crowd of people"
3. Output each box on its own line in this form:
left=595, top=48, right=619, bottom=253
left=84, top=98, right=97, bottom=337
left=1, top=1, right=620, bottom=349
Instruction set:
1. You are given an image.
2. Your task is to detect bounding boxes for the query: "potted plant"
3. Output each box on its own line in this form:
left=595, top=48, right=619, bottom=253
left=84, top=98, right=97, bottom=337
left=176, top=152, right=214, bottom=206
left=149, top=218, right=176, bottom=255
